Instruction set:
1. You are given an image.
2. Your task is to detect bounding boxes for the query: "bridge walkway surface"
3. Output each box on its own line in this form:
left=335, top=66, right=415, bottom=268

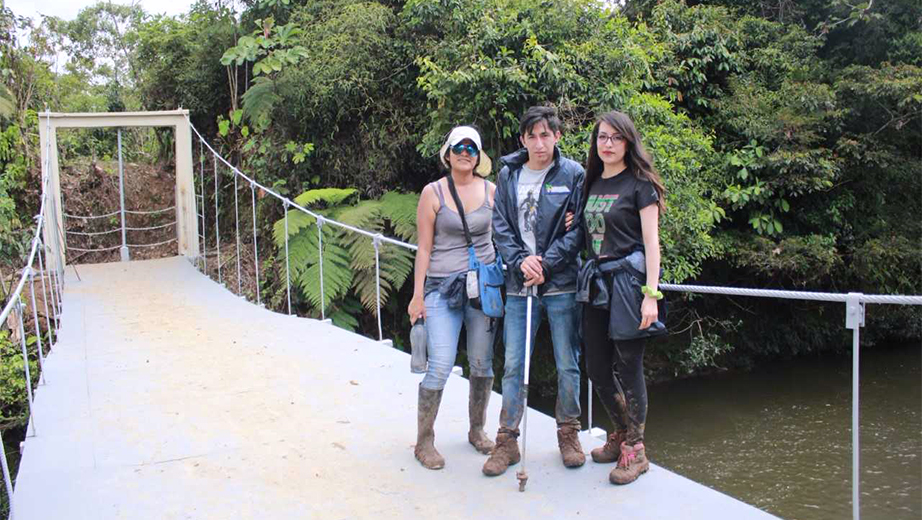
left=12, top=256, right=778, bottom=519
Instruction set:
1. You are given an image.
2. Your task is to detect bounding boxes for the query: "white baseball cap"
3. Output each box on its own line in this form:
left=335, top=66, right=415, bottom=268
left=439, top=126, right=492, bottom=175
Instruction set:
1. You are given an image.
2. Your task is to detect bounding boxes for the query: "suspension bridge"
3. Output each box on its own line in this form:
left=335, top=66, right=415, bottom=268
left=2, top=110, right=920, bottom=519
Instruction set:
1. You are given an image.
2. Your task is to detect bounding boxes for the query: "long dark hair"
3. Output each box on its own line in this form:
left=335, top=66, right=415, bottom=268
left=583, top=111, right=666, bottom=214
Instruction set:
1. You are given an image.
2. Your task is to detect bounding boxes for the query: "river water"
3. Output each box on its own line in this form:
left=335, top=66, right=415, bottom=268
left=576, top=345, right=921, bottom=520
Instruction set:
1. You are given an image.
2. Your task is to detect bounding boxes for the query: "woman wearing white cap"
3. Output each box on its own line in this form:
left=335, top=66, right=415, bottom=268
left=408, top=125, right=497, bottom=470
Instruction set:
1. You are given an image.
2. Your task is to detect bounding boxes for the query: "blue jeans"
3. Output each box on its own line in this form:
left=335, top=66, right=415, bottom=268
left=499, top=292, right=581, bottom=430
left=420, top=289, right=495, bottom=391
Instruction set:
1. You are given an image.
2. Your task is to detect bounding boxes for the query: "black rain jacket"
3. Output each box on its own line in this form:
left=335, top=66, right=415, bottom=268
left=492, top=147, right=585, bottom=296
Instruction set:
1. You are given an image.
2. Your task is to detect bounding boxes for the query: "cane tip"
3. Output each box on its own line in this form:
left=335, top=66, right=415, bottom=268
left=516, top=470, right=528, bottom=492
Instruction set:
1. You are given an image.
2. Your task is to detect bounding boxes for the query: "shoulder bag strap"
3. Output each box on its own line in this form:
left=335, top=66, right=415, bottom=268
left=445, top=175, right=474, bottom=248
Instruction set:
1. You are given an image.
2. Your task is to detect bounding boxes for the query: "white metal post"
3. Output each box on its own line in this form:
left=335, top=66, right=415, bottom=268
left=250, top=182, right=260, bottom=305
left=117, top=129, right=129, bottom=262
left=27, top=267, right=46, bottom=384
left=234, top=173, right=242, bottom=295
left=284, top=202, right=291, bottom=315
left=0, top=428, right=14, bottom=519
left=37, top=244, right=55, bottom=344
left=16, top=301, right=36, bottom=437
left=317, top=218, right=325, bottom=321
left=373, top=235, right=383, bottom=341
left=845, top=293, right=865, bottom=520
left=213, top=152, right=221, bottom=284
left=200, top=140, right=206, bottom=273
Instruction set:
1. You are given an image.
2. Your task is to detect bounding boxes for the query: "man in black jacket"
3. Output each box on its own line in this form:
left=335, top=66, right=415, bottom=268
left=483, top=106, right=587, bottom=476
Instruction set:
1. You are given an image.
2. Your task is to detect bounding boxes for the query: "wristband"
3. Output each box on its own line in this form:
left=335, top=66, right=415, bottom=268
left=641, top=285, right=664, bottom=300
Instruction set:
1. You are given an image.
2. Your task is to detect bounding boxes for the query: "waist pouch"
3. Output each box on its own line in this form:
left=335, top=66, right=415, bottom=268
left=577, top=253, right=667, bottom=341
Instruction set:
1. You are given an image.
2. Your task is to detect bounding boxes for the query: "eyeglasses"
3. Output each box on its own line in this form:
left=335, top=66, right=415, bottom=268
left=597, top=133, right=626, bottom=145
left=450, top=143, right=479, bottom=157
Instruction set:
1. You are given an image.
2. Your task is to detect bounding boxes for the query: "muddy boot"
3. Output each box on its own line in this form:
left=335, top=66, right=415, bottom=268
left=556, top=422, right=586, bottom=468
left=482, top=429, right=521, bottom=476
left=609, top=442, right=649, bottom=485
left=415, top=385, right=445, bottom=470
left=468, top=376, right=494, bottom=454
left=591, top=430, right=627, bottom=463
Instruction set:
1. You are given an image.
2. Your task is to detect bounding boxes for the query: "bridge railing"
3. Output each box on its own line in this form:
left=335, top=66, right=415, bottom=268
left=1, top=113, right=66, bottom=515
left=186, top=116, right=921, bottom=520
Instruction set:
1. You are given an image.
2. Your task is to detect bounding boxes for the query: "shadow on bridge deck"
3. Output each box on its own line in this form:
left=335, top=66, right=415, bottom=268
left=12, top=256, right=777, bottom=519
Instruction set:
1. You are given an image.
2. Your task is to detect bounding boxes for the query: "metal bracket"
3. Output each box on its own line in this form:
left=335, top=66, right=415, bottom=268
left=379, top=339, right=393, bottom=347
left=845, top=292, right=865, bottom=330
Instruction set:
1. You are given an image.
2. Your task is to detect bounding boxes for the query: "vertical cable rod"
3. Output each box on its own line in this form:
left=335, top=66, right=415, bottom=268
left=373, top=234, right=383, bottom=341
left=16, top=301, right=36, bottom=436
left=284, top=202, right=292, bottom=315
left=317, top=218, right=325, bottom=321
left=117, top=129, right=128, bottom=262
left=234, top=172, right=242, bottom=295
left=37, top=243, right=55, bottom=344
left=213, top=151, right=221, bottom=284
left=28, top=267, right=47, bottom=384
left=200, top=138, right=207, bottom=273
left=250, top=182, right=260, bottom=305
left=0, top=426, right=14, bottom=519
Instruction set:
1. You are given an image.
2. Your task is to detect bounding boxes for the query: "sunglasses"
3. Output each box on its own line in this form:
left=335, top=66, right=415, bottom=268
left=450, top=143, right=479, bottom=157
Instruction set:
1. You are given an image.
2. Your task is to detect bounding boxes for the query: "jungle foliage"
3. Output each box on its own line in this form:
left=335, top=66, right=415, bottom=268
left=0, top=0, right=920, bottom=418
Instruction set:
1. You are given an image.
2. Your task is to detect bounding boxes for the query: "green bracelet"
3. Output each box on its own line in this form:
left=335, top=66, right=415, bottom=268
left=642, top=285, right=664, bottom=300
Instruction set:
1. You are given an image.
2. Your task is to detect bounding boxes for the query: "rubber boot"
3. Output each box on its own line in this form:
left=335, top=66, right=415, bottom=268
left=415, top=385, right=445, bottom=470
left=468, top=376, right=495, bottom=454
left=609, top=442, right=649, bottom=485
left=482, top=428, right=521, bottom=476
left=556, top=421, right=586, bottom=468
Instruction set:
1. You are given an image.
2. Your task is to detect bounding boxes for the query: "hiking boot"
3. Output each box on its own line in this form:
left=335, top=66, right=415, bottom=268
left=414, top=385, right=445, bottom=470
left=557, top=424, right=586, bottom=468
left=591, top=430, right=627, bottom=464
left=482, top=430, right=520, bottom=476
left=609, top=442, right=649, bottom=485
left=468, top=376, right=495, bottom=454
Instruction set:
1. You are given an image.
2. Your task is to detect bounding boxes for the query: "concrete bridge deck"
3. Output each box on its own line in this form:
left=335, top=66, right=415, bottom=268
left=12, top=256, right=778, bottom=519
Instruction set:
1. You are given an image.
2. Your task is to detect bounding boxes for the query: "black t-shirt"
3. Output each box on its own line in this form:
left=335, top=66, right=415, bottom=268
left=584, top=168, right=659, bottom=259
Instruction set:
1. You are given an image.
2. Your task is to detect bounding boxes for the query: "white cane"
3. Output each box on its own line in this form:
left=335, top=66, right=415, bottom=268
left=516, top=285, right=536, bottom=491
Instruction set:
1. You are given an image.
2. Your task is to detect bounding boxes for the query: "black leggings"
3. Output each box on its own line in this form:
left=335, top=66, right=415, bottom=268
left=583, top=305, right=647, bottom=444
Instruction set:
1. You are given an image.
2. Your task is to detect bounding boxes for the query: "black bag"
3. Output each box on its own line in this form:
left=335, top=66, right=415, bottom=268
left=606, top=262, right=667, bottom=341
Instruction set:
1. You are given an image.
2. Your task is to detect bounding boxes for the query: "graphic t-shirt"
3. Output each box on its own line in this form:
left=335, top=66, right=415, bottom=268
left=584, top=168, right=659, bottom=259
left=516, top=163, right=552, bottom=255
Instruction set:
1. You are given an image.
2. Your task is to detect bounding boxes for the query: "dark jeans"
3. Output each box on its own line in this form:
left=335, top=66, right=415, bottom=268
left=583, top=304, right=647, bottom=444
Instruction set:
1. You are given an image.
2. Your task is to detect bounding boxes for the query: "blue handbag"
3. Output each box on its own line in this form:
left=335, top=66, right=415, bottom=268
left=446, top=175, right=505, bottom=318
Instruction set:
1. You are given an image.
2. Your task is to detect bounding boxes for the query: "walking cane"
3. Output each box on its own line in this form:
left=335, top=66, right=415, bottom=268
left=516, top=285, right=536, bottom=492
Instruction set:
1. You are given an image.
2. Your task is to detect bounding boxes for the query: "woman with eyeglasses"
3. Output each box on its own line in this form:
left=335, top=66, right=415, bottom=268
left=408, top=125, right=497, bottom=470
left=579, top=111, right=666, bottom=485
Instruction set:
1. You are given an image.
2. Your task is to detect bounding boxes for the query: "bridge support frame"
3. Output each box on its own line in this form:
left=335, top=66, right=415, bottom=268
left=37, top=110, right=198, bottom=270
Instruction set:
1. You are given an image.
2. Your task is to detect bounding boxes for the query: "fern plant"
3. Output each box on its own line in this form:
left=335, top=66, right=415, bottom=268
left=273, top=187, right=419, bottom=331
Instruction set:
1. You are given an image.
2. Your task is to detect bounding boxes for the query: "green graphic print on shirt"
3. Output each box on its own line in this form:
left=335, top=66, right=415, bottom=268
left=585, top=193, right=619, bottom=256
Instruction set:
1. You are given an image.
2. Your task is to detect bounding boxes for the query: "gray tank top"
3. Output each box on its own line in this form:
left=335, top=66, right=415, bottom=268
left=427, top=179, right=496, bottom=277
